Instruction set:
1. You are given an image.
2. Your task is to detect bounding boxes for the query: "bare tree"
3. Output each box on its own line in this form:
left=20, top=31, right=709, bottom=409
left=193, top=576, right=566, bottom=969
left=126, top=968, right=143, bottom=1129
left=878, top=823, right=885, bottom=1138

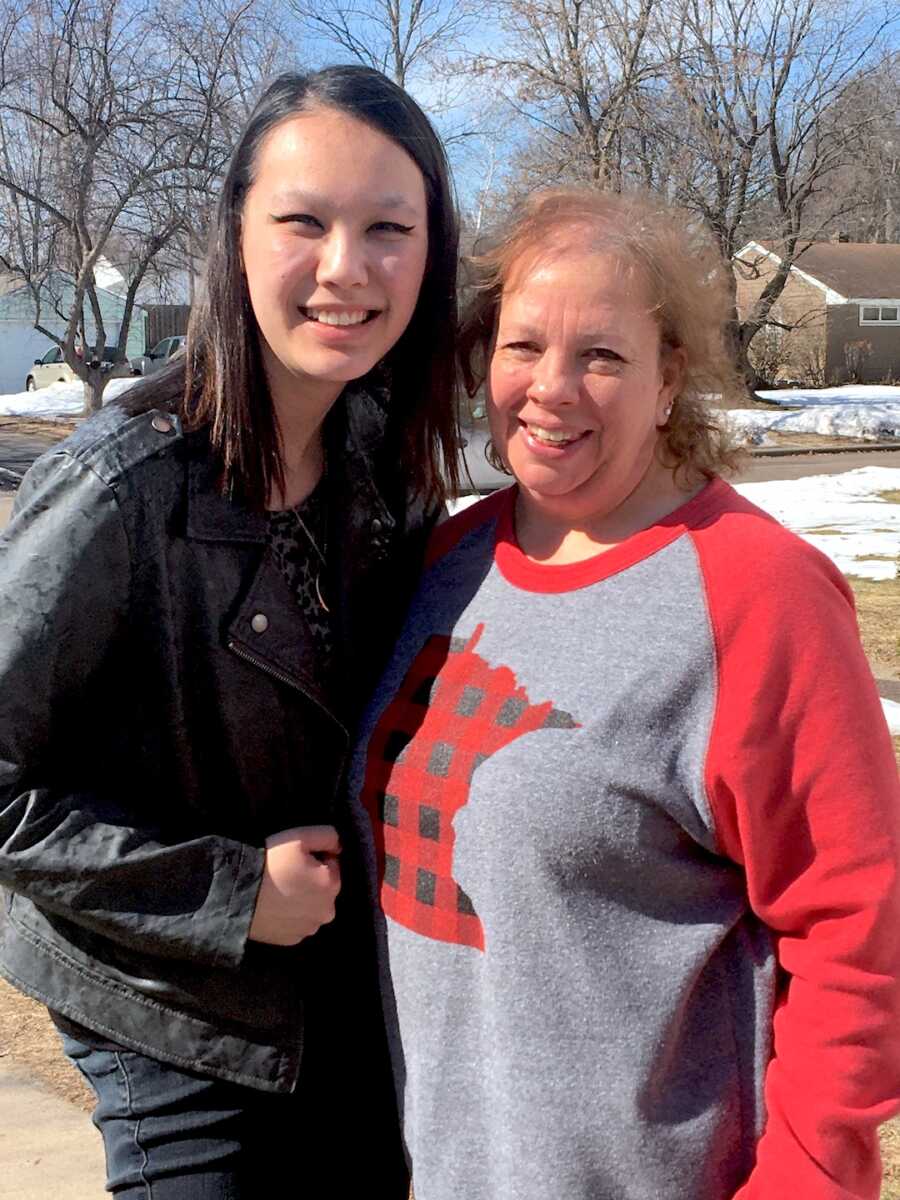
left=806, top=55, right=900, bottom=243
left=0, top=0, right=279, bottom=412
left=650, top=0, right=897, bottom=383
left=291, top=0, right=472, bottom=90
left=471, top=0, right=662, bottom=190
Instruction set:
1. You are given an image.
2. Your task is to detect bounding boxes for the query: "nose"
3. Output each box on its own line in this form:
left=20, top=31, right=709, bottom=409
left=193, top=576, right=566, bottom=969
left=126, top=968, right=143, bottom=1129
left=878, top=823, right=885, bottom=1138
left=526, top=353, right=577, bottom=407
left=316, top=228, right=368, bottom=290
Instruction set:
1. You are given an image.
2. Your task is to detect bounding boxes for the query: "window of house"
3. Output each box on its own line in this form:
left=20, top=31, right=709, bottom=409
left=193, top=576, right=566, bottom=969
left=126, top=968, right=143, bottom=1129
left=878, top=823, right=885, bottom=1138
left=859, top=304, right=900, bottom=325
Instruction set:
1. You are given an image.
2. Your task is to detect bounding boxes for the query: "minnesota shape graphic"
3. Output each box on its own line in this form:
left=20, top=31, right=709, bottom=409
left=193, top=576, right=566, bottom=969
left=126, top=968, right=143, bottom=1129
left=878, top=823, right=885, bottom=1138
left=362, top=624, right=579, bottom=950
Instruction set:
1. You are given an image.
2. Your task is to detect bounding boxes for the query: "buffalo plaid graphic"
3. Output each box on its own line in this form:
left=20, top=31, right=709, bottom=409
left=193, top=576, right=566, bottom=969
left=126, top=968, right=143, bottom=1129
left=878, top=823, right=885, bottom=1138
left=361, top=624, right=578, bottom=950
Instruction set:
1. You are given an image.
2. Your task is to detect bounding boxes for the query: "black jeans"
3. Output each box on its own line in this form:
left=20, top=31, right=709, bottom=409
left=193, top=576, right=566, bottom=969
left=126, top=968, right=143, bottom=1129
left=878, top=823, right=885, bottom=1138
left=61, top=1030, right=409, bottom=1198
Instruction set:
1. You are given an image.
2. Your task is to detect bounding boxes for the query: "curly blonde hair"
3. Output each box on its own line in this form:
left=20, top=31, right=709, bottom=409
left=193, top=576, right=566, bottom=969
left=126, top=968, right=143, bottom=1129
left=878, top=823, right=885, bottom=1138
left=459, top=188, right=743, bottom=481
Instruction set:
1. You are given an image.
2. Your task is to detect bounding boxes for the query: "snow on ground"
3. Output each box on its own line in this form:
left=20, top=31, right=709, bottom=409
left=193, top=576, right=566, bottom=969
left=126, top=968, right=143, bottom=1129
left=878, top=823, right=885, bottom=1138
left=756, top=385, right=900, bottom=407
left=0, top=377, right=137, bottom=419
left=726, top=385, right=900, bottom=444
left=734, top=467, right=900, bottom=583
left=451, top=467, right=900, bottom=582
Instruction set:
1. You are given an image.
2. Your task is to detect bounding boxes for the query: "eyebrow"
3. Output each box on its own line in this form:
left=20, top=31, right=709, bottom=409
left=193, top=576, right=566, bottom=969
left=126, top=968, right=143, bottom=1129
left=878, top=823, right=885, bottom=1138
left=499, top=322, right=629, bottom=346
left=269, top=189, right=422, bottom=215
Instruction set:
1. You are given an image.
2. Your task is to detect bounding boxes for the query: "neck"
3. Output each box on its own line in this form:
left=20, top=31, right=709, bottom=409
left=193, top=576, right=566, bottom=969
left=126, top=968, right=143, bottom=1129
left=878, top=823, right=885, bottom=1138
left=267, top=377, right=344, bottom=512
left=516, top=460, right=704, bottom=566
left=261, top=337, right=350, bottom=508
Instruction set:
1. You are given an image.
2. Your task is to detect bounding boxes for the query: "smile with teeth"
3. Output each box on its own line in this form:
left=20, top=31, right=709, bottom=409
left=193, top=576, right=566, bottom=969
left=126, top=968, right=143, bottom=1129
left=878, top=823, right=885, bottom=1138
left=301, top=307, right=376, bottom=326
left=523, top=422, right=586, bottom=447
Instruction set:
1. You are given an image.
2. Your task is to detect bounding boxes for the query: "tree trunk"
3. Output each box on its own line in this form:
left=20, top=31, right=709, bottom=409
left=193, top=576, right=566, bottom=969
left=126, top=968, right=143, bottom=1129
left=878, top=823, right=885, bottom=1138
left=82, top=371, right=106, bottom=415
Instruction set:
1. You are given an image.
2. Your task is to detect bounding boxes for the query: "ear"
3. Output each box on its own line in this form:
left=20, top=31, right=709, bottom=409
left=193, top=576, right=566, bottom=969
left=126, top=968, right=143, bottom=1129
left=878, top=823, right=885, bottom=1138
left=657, top=345, right=686, bottom=426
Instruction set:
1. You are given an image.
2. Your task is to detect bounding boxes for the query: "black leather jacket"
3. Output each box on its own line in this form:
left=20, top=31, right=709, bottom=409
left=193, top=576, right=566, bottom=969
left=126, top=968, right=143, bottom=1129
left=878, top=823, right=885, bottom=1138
left=0, top=389, right=431, bottom=1092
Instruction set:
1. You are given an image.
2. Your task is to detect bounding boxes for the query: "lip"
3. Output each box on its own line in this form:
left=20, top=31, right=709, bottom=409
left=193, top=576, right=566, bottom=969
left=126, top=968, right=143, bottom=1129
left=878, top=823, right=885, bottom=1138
left=519, top=420, right=591, bottom=457
left=298, top=306, right=382, bottom=340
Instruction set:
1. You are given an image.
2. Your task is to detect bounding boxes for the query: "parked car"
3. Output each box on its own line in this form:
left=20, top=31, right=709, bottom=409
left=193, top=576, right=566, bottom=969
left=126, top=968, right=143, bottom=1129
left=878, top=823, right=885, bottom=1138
left=24, top=346, right=130, bottom=392
left=130, top=335, right=186, bottom=376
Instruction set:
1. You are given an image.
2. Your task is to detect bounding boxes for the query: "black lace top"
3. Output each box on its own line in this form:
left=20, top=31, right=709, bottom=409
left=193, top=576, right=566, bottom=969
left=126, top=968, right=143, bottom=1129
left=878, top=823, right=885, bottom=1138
left=266, top=477, right=333, bottom=660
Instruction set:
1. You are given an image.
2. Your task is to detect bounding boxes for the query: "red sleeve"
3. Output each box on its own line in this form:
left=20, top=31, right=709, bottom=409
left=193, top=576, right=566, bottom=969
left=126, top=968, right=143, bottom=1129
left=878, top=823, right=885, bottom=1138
left=692, top=495, right=900, bottom=1200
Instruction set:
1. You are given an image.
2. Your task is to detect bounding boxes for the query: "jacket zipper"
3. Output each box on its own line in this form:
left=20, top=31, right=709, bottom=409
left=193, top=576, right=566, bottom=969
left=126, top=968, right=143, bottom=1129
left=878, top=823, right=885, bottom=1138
left=227, top=640, right=347, bottom=731
left=227, top=639, right=350, bottom=810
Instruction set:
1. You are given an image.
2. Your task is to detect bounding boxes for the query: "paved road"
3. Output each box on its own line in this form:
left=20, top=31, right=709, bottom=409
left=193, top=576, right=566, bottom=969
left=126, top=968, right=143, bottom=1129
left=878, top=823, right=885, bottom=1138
left=738, top=448, right=900, bottom=483
left=0, top=1061, right=104, bottom=1200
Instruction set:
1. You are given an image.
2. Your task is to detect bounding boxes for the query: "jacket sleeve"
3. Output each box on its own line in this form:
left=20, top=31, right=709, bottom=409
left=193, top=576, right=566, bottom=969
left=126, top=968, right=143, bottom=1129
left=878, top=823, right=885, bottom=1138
left=694, top=516, right=900, bottom=1200
left=0, top=450, right=265, bottom=969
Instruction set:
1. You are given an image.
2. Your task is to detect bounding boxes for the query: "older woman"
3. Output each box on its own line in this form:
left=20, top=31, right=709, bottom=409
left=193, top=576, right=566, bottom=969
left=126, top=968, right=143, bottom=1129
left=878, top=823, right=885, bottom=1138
left=347, top=189, right=900, bottom=1200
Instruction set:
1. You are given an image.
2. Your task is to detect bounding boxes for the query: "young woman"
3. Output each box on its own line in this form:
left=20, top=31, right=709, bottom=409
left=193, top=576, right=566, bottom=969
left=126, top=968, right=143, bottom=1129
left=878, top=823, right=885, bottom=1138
left=348, top=188, right=900, bottom=1200
left=0, top=66, right=460, bottom=1197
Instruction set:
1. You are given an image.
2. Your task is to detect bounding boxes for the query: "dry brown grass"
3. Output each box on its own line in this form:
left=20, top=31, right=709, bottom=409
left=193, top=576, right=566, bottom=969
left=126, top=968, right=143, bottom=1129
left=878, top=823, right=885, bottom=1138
left=848, top=577, right=900, bottom=675
left=0, top=976, right=91, bottom=1109
left=882, top=1119, right=900, bottom=1199
left=0, top=416, right=77, bottom=439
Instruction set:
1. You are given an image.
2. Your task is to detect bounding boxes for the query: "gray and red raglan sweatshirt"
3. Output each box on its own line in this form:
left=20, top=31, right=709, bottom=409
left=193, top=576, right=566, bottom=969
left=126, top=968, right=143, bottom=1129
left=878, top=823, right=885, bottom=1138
left=346, top=477, right=900, bottom=1200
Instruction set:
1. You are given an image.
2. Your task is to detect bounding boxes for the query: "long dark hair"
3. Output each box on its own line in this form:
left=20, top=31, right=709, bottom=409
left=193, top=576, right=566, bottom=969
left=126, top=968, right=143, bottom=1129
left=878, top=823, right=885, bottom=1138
left=125, top=66, right=461, bottom=507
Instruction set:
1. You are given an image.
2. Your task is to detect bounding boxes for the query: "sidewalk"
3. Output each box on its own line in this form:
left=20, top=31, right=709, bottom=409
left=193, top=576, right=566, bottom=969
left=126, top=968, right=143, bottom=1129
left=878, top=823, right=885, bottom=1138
left=0, top=1058, right=105, bottom=1199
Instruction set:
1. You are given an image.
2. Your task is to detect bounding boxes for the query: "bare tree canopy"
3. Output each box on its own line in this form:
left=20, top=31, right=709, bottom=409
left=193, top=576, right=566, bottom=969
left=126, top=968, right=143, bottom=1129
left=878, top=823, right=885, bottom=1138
left=290, top=0, right=473, bottom=90
left=474, top=0, right=661, bottom=187
left=472, top=0, right=897, bottom=387
left=0, top=0, right=282, bottom=411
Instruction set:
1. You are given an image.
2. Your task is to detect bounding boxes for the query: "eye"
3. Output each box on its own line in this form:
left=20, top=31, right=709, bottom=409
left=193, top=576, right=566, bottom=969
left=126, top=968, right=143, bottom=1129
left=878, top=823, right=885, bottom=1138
left=500, top=341, right=540, bottom=357
left=369, top=221, right=416, bottom=236
left=273, top=213, right=323, bottom=230
left=585, top=347, right=623, bottom=366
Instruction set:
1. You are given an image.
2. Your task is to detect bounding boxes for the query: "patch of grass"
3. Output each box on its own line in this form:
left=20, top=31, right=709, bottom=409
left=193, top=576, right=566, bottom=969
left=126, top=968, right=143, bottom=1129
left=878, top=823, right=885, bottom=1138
left=847, top=577, right=900, bottom=671
left=805, top=526, right=845, bottom=535
left=878, top=490, right=900, bottom=504
left=854, top=554, right=899, bottom=563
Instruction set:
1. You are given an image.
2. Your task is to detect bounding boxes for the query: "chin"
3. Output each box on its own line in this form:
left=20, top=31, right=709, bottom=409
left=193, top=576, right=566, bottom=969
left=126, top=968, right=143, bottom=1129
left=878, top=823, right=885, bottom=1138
left=511, top=461, right=594, bottom=499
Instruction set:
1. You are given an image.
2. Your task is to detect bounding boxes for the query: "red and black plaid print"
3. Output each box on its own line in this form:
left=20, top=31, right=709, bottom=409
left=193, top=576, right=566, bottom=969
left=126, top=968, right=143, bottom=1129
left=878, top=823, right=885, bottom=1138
left=361, top=624, right=578, bottom=950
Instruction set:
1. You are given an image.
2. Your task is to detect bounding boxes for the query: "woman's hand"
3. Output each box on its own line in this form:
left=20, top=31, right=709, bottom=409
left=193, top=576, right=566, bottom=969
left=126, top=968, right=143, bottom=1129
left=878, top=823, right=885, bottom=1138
left=248, top=825, right=341, bottom=946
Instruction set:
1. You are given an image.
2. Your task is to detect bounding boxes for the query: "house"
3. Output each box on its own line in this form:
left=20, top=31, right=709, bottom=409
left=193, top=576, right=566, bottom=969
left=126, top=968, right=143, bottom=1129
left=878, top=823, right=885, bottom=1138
left=0, top=269, right=147, bottom=394
left=734, top=240, right=900, bottom=385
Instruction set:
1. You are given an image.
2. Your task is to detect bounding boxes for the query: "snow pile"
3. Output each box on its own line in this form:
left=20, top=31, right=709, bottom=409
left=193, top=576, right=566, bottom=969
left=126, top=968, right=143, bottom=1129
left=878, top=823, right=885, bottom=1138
left=725, top=385, right=900, bottom=444
left=735, top=466, right=900, bottom=582
left=756, top=385, right=900, bottom=407
left=883, top=699, right=900, bottom=735
left=0, top=377, right=137, bottom=419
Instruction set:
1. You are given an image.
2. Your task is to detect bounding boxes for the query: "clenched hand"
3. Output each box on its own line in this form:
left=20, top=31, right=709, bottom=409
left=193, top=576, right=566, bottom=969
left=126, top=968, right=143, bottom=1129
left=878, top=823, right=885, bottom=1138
left=248, top=825, right=341, bottom=946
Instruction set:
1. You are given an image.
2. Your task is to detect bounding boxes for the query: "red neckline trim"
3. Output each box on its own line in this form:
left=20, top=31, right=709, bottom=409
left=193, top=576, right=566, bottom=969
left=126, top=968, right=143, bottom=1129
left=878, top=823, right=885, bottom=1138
left=494, top=477, right=728, bottom=593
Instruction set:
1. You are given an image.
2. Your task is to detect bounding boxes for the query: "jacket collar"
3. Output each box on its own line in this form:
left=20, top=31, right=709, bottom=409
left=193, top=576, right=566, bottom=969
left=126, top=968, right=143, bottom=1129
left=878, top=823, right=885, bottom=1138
left=185, top=385, right=394, bottom=543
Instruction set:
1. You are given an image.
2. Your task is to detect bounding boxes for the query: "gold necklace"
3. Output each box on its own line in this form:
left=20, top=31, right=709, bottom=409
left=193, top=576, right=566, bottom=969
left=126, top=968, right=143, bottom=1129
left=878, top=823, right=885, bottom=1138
left=293, top=508, right=330, bottom=614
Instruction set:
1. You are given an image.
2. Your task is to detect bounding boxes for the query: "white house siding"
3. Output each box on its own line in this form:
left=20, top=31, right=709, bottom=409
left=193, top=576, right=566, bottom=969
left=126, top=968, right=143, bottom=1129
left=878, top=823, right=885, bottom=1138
left=0, top=280, right=146, bottom=394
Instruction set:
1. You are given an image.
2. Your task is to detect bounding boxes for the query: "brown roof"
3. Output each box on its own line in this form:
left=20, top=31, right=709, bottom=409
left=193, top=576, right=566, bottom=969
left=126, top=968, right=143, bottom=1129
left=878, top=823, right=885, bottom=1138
left=748, top=241, right=900, bottom=300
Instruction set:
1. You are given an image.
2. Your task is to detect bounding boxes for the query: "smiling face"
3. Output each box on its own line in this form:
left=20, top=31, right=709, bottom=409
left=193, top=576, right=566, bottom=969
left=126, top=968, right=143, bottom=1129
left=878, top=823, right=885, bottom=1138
left=487, top=249, right=684, bottom=543
left=239, top=106, right=429, bottom=417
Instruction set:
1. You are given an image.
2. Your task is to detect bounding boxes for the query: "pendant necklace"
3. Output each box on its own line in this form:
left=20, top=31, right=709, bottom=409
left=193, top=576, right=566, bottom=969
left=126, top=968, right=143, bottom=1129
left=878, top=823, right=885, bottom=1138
left=293, top=508, right=330, bottom=614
